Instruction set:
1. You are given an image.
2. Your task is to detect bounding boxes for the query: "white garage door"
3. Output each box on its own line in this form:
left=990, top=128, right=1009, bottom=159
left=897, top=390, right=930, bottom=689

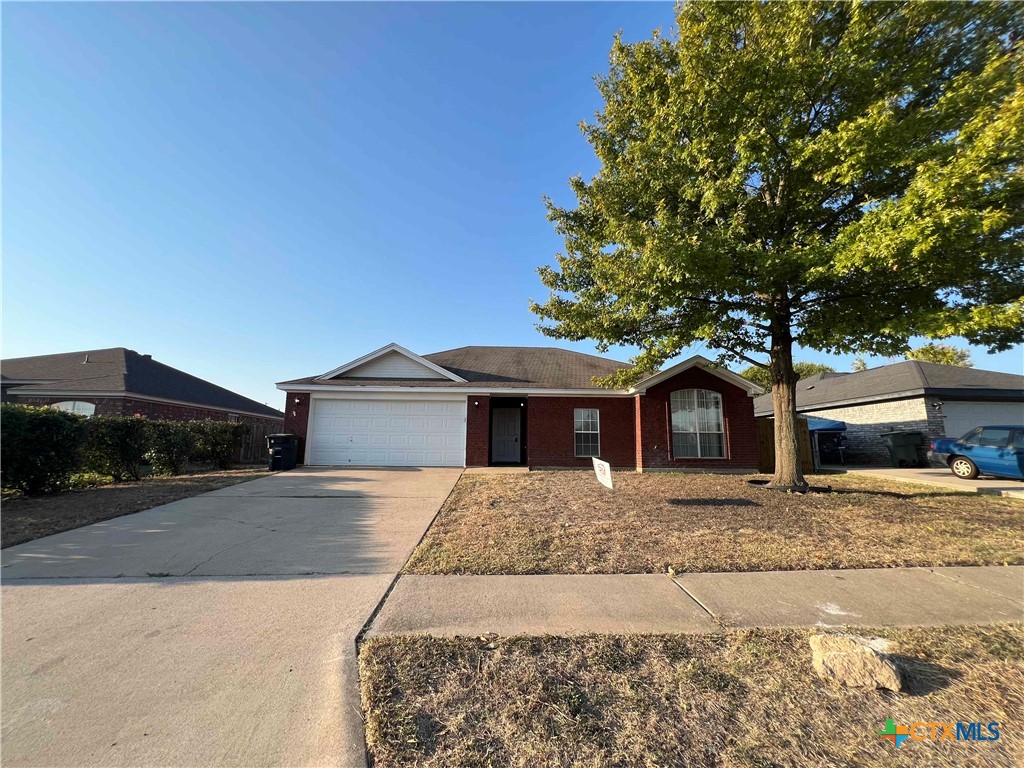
left=942, top=401, right=1024, bottom=439
left=307, top=398, right=466, bottom=467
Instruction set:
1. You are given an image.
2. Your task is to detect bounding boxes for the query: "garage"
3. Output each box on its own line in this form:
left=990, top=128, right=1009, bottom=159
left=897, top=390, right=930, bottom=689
left=941, top=401, right=1024, bottom=440
left=306, top=397, right=466, bottom=467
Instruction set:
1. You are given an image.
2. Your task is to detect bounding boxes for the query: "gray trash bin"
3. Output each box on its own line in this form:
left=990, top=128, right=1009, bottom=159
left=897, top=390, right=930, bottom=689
left=879, top=431, right=924, bottom=468
left=267, top=433, right=298, bottom=471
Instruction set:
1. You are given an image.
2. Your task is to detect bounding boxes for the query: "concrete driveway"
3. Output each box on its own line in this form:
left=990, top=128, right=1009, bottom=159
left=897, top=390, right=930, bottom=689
left=1, top=467, right=461, bottom=768
left=839, top=466, right=1024, bottom=499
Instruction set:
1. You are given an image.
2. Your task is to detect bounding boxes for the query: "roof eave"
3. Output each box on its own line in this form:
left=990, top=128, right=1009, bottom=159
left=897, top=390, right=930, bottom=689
left=6, top=389, right=283, bottom=420
left=754, top=386, right=1024, bottom=416
left=277, top=382, right=633, bottom=396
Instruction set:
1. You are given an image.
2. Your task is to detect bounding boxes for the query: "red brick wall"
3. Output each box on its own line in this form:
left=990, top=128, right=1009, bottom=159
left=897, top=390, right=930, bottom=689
left=635, top=397, right=644, bottom=469
left=247, top=380, right=755, bottom=471
left=15, top=395, right=281, bottom=431
left=283, top=392, right=311, bottom=463
left=527, top=396, right=636, bottom=468
left=635, top=369, right=757, bottom=470
left=15, top=396, right=127, bottom=417
left=466, top=395, right=491, bottom=466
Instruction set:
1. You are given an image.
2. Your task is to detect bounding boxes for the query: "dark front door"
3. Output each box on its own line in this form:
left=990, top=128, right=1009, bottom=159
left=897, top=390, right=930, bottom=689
left=491, top=408, right=521, bottom=463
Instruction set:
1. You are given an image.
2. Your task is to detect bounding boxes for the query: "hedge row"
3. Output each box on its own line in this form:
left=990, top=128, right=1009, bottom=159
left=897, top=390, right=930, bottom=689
left=1, top=404, right=252, bottom=495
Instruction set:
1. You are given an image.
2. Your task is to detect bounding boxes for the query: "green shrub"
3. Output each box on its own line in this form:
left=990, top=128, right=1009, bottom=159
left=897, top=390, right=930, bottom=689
left=187, top=420, right=250, bottom=469
left=1, top=404, right=85, bottom=494
left=82, top=416, right=150, bottom=481
left=147, top=420, right=195, bottom=475
left=68, top=472, right=116, bottom=490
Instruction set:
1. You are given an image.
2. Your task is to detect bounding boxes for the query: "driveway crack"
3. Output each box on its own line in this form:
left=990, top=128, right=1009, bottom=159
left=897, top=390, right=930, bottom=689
left=669, top=576, right=717, bottom=620
left=180, top=530, right=275, bottom=576
left=924, top=568, right=1024, bottom=606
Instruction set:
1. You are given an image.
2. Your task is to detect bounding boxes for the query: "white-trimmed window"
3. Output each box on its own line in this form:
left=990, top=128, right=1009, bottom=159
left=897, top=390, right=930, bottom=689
left=52, top=401, right=96, bottom=417
left=574, top=408, right=600, bottom=457
left=670, top=389, right=725, bottom=458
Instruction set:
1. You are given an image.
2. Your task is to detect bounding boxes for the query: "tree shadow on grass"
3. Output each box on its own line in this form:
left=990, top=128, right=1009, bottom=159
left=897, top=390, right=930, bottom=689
left=668, top=498, right=762, bottom=508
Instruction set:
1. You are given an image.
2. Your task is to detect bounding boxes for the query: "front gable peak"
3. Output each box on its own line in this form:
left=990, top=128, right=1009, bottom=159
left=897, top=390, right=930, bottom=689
left=316, top=343, right=467, bottom=383
left=631, top=355, right=763, bottom=396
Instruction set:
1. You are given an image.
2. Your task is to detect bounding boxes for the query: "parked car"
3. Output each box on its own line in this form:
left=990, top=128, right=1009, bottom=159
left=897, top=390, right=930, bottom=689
left=929, top=426, right=1024, bottom=480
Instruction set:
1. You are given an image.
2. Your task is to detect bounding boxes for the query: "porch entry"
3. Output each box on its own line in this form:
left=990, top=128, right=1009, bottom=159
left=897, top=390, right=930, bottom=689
left=490, top=398, right=526, bottom=464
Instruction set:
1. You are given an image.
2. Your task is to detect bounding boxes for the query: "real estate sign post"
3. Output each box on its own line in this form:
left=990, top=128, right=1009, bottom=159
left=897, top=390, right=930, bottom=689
left=592, top=457, right=613, bottom=490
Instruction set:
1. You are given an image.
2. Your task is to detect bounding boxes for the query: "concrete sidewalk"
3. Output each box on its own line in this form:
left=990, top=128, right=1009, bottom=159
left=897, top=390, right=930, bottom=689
left=366, top=566, right=1024, bottom=637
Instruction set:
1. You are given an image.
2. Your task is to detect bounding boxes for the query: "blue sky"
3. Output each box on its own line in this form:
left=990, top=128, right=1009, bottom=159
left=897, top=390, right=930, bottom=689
left=4, top=2, right=1021, bottom=409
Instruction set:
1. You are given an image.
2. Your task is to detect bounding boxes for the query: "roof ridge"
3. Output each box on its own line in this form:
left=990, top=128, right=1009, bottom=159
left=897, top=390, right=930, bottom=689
left=426, top=345, right=631, bottom=367
left=900, top=359, right=930, bottom=388
left=2, top=346, right=129, bottom=364
left=124, top=351, right=279, bottom=414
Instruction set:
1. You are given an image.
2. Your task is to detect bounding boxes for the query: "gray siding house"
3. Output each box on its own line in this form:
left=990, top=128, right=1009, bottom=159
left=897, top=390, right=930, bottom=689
left=753, top=361, right=1024, bottom=465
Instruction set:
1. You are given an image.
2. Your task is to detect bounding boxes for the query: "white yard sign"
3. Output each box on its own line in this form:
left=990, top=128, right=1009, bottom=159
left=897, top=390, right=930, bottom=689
left=592, top=457, right=613, bottom=489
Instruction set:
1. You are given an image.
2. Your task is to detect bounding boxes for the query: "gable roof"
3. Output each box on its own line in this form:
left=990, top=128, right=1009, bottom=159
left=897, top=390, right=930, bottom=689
left=278, top=345, right=757, bottom=395
left=631, top=355, right=763, bottom=395
left=317, top=343, right=466, bottom=382
left=3, top=347, right=283, bottom=419
left=753, top=360, right=1024, bottom=415
left=278, top=345, right=633, bottom=391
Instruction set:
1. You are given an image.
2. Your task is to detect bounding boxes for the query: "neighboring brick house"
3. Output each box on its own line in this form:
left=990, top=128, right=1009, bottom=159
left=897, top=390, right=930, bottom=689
left=277, top=343, right=761, bottom=471
left=753, top=361, right=1024, bottom=465
left=2, top=347, right=284, bottom=462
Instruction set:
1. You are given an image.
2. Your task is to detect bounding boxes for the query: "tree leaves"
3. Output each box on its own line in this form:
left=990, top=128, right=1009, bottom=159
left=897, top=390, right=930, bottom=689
left=533, top=1, right=1024, bottom=373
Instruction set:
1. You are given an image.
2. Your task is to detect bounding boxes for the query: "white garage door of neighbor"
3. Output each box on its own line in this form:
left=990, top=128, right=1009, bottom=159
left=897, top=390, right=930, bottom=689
left=307, top=398, right=466, bottom=467
left=942, top=401, right=1024, bottom=440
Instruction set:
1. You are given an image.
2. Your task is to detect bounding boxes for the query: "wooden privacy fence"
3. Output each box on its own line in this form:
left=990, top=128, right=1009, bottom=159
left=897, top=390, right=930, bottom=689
left=237, top=420, right=276, bottom=465
left=755, top=417, right=815, bottom=474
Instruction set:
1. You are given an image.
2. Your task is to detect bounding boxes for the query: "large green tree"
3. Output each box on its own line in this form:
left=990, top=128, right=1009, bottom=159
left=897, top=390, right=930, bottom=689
left=906, top=342, right=974, bottom=367
left=532, top=1, right=1023, bottom=488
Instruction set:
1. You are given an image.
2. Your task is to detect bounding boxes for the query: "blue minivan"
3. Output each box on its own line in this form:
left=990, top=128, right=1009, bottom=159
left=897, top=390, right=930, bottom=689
left=930, top=426, right=1024, bottom=481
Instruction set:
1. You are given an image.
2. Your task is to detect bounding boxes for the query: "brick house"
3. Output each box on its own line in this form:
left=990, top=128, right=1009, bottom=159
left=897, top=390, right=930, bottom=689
left=277, top=343, right=761, bottom=470
left=2, top=347, right=284, bottom=462
left=753, top=361, right=1024, bottom=465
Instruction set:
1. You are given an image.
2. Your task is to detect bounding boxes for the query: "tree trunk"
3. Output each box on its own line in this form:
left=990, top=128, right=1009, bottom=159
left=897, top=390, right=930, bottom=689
left=769, top=320, right=807, bottom=489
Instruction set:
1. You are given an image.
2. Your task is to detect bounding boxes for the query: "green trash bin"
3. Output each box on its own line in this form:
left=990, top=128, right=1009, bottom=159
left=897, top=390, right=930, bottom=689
left=879, top=431, right=924, bottom=468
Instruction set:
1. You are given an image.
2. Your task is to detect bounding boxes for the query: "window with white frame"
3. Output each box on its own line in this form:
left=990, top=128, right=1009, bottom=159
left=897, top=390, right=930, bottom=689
left=574, top=408, right=600, bottom=457
left=52, top=401, right=96, bottom=417
left=670, top=389, right=724, bottom=458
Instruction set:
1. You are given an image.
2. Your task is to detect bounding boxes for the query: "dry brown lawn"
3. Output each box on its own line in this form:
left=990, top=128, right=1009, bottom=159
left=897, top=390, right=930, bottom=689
left=1, top=469, right=273, bottom=548
left=361, top=625, right=1024, bottom=768
left=404, top=471, right=1024, bottom=574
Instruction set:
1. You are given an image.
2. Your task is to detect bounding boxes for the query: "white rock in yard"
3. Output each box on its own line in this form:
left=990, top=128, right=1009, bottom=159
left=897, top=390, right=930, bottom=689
left=809, top=633, right=903, bottom=692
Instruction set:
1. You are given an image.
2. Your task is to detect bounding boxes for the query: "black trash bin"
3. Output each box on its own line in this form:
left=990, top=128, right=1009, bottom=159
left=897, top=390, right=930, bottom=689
left=879, top=431, right=924, bottom=468
left=267, top=433, right=299, bottom=471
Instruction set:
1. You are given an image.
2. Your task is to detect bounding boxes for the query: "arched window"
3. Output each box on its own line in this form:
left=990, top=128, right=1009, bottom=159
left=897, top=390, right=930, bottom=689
left=670, top=389, right=724, bottom=458
left=52, top=401, right=96, bottom=417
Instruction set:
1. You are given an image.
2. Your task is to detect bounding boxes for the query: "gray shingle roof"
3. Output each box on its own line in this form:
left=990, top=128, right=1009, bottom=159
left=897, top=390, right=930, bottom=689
left=753, top=360, right=1024, bottom=415
left=277, top=346, right=632, bottom=390
left=3, top=348, right=283, bottom=418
